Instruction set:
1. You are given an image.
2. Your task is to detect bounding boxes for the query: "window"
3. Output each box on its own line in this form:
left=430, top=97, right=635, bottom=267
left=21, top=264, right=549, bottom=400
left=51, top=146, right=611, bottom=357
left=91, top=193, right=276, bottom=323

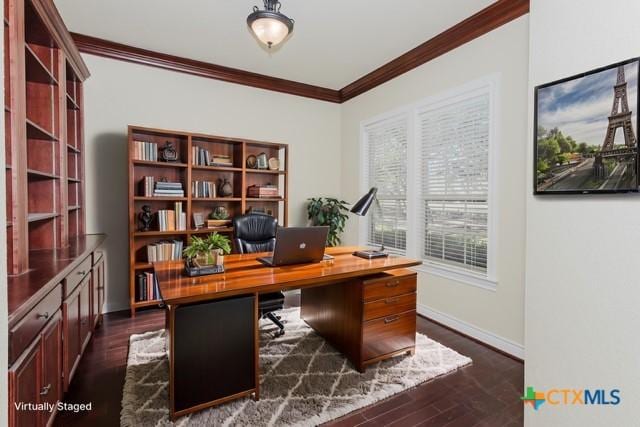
left=362, top=112, right=408, bottom=254
left=360, top=75, right=498, bottom=287
left=417, top=85, right=491, bottom=275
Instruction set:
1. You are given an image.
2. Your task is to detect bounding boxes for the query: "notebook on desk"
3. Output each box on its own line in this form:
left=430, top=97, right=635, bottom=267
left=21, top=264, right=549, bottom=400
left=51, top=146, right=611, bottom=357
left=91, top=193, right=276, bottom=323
left=257, top=226, right=330, bottom=267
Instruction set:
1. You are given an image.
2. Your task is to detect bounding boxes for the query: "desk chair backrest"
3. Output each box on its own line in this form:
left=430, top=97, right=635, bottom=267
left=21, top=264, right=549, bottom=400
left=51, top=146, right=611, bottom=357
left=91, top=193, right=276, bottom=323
left=232, top=214, right=278, bottom=254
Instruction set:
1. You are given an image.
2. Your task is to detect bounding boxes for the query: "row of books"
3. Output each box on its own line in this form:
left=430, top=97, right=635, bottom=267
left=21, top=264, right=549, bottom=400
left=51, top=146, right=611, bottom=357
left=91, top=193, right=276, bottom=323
left=135, top=272, right=160, bottom=302
left=192, top=181, right=217, bottom=198
left=155, top=181, right=184, bottom=197
left=247, top=184, right=279, bottom=198
left=133, top=140, right=159, bottom=161
left=139, top=177, right=186, bottom=197
left=147, top=240, right=184, bottom=262
left=158, top=202, right=186, bottom=231
left=192, top=146, right=234, bottom=167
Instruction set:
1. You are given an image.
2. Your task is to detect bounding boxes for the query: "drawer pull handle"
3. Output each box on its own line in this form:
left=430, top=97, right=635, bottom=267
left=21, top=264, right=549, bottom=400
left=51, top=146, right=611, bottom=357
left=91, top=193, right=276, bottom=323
left=37, top=312, right=50, bottom=320
left=40, top=384, right=51, bottom=396
left=384, top=315, right=400, bottom=324
left=385, top=281, right=400, bottom=288
left=384, top=298, right=400, bottom=304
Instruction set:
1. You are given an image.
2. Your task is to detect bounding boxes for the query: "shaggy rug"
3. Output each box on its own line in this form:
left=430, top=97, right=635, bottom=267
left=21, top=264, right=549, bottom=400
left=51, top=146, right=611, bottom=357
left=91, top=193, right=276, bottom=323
left=120, top=308, right=471, bottom=426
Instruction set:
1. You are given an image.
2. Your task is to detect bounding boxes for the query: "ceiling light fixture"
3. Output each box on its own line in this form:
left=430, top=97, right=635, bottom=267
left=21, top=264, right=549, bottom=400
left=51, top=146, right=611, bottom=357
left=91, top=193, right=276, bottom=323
left=247, top=0, right=294, bottom=49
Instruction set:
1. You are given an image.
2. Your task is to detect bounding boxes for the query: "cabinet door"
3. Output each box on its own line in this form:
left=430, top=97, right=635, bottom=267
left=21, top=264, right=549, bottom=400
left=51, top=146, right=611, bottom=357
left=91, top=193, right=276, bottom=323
left=63, top=289, right=81, bottom=391
left=79, top=277, right=92, bottom=351
left=8, top=339, right=41, bottom=427
left=40, top=313, right=62, bottom=427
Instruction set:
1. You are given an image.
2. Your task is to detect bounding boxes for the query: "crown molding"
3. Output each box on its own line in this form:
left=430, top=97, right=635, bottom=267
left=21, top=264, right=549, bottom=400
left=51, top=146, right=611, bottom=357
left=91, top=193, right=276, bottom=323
left=71, top=33, right=342, bottom=103
left=70, top=0, right=529, bottom=104
left=340, top=0, right=529, bottom=101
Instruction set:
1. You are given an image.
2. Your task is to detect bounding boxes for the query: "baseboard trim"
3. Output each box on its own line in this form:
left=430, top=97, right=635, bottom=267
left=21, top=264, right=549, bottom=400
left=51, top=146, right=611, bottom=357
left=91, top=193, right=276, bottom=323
left=417, top=303, right=524, bottom=361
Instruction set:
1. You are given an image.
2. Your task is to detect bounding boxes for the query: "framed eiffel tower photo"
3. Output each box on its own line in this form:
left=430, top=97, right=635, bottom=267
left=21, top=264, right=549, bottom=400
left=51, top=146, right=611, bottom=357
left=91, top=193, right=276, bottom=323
left=534, top=57, right=640, bottom=194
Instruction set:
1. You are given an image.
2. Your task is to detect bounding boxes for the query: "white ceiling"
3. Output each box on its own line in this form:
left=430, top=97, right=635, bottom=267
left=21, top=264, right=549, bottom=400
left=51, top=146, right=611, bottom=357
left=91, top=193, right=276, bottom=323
left=54, top=0, right=494, bottom=89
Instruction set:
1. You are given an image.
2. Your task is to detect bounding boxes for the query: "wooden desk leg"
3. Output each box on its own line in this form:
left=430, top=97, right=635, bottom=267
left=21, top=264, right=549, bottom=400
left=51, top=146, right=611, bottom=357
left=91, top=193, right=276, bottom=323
left=253, top=292, right=260, bottom=401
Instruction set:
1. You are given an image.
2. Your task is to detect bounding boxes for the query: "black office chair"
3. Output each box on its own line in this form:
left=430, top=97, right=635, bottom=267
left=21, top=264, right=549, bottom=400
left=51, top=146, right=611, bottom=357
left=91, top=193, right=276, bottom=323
left=233, top=213, right=286, bottom=337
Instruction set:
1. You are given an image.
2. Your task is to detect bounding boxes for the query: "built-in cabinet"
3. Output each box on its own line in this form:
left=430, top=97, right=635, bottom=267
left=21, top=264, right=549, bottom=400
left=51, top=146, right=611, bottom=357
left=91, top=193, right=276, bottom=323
left=8, top=237, right=106, bottom=427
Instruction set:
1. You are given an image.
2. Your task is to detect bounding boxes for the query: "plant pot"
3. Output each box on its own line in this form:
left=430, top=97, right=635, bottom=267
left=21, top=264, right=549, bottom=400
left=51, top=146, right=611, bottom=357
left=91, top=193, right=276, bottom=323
left=216, top=254, right=224, bottom=267
left=195, top=250, right=218, bottom=267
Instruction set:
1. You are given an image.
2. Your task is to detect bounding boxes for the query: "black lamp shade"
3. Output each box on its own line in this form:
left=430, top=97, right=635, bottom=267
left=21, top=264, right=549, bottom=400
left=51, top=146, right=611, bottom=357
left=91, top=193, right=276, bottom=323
left=351, top=187, right=378, bottom=216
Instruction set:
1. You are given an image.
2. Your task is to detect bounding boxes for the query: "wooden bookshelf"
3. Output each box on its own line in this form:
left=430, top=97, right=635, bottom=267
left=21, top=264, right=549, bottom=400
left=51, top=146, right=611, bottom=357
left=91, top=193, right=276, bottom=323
left=128, top=125, right=289, bottom=315
left=5, top=0, right=90, bottom=275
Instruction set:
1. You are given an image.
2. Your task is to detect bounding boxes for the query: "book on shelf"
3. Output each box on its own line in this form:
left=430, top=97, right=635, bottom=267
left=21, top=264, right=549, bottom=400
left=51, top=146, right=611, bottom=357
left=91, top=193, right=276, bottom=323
left=136, top=272, right=161, bottom=302
left=146, top=240, right=184, bottom=263
left=153, top=181, right=184, bottom=197
left=247, top=184, right=279, bottom=198
left=191, top=146, right=233, bottom=167
left=157, top=202, right=186, bottom=231
left=191, top=181, right=217, bottom=198
left=134, top=140, right=158, bottom=161
left=140, top=176, right=155, bottom=197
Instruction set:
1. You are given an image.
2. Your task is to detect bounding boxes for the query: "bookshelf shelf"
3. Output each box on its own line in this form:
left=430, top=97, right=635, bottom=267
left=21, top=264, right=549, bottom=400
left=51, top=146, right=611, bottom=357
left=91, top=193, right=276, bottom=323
left=192, top=197, right=242, bottom=202
left=24, top=45, right=58, bottom=86
left=134, top=230, right=188, bottom=237
left=247, top=169, right=286, bottom=175
left=68, top=205, right=80, bottom=211
left=192, top=165, right=242, bottom=172
left=134, top=196, right=188, bottom=201
left=133, top=160, right=188, bottom=168
left=246, top=198, right=285, bottom=202
left=27, top=169, right=60, bottom=180
left=128, top=125, right=289, bottom=316
left=26, top=118, right=59, bottom=141
left=27, top=213, right=59, bottom=222
left=67, top=144, right=80, bottom=153
left=66, top=92, right=79, bottom=110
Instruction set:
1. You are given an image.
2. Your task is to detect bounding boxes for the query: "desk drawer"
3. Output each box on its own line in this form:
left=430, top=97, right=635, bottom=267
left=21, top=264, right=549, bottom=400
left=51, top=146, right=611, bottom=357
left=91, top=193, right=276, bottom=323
left=362, top=309, right=416, bottom=361
left=363, top=274, right=416, bottom=302
left=363, top=292, right=416, bottom=321
left=9, top=283, right=62, bottom=364
left=64, top=255, right=92, bottom=298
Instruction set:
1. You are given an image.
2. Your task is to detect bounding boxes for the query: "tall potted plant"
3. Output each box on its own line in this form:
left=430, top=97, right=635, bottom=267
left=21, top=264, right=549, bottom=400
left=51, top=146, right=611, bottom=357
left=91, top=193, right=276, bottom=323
left=183, top=233, right=232, bottom=267
left=307, top=197, right=350, bottom=246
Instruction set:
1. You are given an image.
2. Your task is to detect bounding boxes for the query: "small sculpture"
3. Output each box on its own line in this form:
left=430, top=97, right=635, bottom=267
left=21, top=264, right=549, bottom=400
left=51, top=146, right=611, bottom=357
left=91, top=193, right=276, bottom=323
left=219, top=178, right=233, bottom=197
left=138, top=205, right=153, bottom=231
left=160, top=141, right=179, bottom=162
left=209, top=206, right=229, bottom=220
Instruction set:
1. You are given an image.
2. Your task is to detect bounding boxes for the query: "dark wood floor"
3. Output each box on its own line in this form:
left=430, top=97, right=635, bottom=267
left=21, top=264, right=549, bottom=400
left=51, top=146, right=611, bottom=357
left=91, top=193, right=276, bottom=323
left=55, top=295, right=523, bottom=427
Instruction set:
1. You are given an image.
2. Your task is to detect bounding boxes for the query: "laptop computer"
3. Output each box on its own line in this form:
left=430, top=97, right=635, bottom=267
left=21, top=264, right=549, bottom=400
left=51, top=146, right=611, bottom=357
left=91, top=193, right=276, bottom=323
left=257, top=226, right=330, bottom=267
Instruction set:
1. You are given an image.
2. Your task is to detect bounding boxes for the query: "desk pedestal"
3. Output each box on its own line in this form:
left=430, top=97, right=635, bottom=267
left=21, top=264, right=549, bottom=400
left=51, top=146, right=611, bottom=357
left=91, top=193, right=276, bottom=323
left=168, top=295, right=257, bottom=419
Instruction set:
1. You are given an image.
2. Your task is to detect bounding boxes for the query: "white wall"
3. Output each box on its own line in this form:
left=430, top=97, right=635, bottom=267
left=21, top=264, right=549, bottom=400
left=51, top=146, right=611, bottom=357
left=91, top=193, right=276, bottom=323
left=81, top=55, right=342, bottom=312
left=340, top=17, right=529, bottom=355
left=525, top=1, right=640, bottom=425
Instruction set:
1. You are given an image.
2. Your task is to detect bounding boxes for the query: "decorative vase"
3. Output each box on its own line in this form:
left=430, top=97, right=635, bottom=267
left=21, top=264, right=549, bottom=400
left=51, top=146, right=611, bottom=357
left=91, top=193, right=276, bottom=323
left=219, top=178, right=233, bottom=197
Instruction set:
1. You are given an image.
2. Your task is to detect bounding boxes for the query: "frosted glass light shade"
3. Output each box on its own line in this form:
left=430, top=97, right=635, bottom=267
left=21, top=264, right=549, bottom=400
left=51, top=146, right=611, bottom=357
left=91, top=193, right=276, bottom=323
left=250, top=17, right=290, bottom=47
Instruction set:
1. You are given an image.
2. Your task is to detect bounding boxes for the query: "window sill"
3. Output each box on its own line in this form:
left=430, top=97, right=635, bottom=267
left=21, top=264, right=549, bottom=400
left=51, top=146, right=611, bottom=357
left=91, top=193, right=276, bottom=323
left=413, top=262, right=497, bottom=291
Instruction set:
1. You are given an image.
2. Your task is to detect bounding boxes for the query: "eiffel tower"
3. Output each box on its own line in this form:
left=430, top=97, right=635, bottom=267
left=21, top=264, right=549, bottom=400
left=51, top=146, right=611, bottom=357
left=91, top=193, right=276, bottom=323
left=601, top=65, right=637, bottom=151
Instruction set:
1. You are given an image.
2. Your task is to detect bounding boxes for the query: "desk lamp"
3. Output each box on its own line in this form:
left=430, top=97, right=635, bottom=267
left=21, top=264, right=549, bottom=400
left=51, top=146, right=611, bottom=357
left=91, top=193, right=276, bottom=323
left=350, top=187, right=389, bottom=259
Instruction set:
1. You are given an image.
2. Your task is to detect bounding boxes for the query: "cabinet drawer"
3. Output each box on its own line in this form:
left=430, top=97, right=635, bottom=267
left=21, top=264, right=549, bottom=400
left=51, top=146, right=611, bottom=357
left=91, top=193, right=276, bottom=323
left=9, top=284, right=62, bottom=365
left=362, top=310, right=416, bottom=361
left=363, top=292, right=416, bottom=321
left=363, top=273, right=416, bottom=302
left=63, top=255, right=92, bottom=298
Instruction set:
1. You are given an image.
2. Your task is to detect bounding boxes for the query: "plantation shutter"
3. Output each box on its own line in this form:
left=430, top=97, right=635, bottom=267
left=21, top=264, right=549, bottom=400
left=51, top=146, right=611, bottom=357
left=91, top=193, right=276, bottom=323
left=417, top=87, right=490, bottom=274
left=363, top=113, right=408, bottom=254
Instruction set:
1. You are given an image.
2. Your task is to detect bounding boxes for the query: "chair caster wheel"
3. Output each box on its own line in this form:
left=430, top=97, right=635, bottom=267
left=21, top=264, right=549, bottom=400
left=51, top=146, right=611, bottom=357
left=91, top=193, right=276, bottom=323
left=274, top=330, right=285, bottom=338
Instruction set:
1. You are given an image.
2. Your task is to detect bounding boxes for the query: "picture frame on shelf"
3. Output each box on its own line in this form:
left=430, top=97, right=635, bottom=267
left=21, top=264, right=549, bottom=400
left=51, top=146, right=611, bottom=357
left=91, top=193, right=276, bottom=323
left=193, top=212, right=205, bottom=229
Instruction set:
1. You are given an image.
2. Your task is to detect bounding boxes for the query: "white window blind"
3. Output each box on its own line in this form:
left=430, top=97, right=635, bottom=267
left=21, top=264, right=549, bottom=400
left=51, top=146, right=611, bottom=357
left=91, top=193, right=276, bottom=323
left=363, top=113, right=408, bottom=254
left=417, top=87, right=490, bottom=274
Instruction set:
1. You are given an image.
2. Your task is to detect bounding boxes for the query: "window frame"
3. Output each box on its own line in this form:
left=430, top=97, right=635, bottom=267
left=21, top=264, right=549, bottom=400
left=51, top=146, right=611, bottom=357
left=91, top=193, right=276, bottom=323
left=358, top=74, right=500, bottom=290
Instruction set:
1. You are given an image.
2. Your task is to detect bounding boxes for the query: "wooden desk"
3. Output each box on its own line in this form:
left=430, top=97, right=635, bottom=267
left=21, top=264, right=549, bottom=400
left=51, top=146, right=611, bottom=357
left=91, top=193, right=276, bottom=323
left=155, top=246, right=421, bottom=420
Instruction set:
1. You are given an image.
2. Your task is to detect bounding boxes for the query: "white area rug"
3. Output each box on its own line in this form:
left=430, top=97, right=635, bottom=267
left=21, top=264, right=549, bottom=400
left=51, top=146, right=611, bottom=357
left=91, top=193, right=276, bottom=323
left=120, top=308, right=471, bottom=426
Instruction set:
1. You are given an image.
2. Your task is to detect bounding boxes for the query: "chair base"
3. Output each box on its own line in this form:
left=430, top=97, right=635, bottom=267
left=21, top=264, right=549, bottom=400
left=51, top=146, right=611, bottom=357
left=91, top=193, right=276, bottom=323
left=264, top=311, right=285, bottom=337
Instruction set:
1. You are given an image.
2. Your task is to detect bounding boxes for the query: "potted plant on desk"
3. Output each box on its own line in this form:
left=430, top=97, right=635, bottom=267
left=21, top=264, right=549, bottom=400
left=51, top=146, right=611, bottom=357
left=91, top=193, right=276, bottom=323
left=183, top=233, right=232, bottom=268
